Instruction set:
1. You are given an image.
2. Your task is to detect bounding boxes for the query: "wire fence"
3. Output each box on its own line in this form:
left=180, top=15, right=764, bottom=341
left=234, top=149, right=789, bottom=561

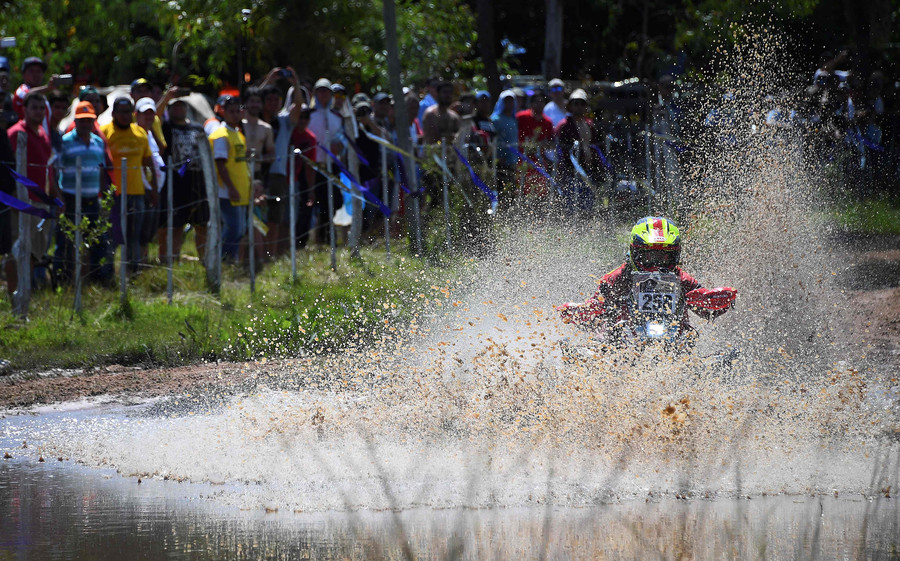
left=1, top=100, right=895, bottom=318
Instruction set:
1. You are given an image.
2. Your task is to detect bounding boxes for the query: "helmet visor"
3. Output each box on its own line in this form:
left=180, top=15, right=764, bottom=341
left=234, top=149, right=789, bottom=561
left=633, top=247, right=678, bottom=270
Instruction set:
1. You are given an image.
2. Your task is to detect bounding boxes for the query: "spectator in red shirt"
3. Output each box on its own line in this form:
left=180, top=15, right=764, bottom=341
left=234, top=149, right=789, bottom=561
left=7, top=91, right=58, bottom=291
left=516, top=88, right=553, bottom=197
left=291, top=104, right=321, bottom=249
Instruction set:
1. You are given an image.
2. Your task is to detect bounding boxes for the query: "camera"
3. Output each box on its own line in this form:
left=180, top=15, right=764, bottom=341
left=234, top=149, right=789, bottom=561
left=0, top=37, right=16, bottom=49
left=241, top=8, right=251, bottom=21
left=55, top=74, right=74, bottom=86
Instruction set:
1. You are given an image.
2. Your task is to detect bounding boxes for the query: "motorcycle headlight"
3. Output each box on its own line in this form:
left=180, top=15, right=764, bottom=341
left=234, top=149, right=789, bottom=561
left=645, top=321, right=667, bottom=338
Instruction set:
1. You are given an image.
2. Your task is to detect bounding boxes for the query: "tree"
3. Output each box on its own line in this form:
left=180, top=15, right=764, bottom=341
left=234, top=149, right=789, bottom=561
left=542, top=0, right=564, bottom=79
left=477, top=0, right=502, bottom=98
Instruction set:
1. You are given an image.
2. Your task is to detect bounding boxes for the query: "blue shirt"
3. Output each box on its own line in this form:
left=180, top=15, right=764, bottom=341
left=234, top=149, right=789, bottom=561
left=58, top=130, right=106, bottom=197
left=418, top=93, right=436, bottom=125
left=492, top=113, right=519, bottom=167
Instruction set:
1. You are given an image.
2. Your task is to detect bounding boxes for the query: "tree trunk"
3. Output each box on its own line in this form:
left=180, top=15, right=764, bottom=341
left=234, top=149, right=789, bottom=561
left=476, top=0, right=502, bottom=99
left=543, top=0, right=564, bottom=80
left=383, top=0, right=422, bottom=255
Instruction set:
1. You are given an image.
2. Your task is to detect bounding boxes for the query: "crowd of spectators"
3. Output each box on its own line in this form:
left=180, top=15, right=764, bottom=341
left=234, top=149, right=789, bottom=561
left=0, top=49, right=898, bottom=299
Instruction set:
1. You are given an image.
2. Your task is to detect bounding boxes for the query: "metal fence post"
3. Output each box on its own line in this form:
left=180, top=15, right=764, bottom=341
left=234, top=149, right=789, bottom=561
left=74, top=157, right=83, bottom=313
left=441, top=141, right=451, bottom=251
left=166, top=156, right=174, bottom=305
left=119, top=157, right=127, bottom=305
left=381, top=142, right=390, bottom=258
left=605, top=133, right=615, bottom=226
left=490, top=138, right=498, bottom=189
left=248, top=153, right=255, bottom=295
left=644, top=124, right=652, bottom=213
left=289, top=146, right=297, bottom=281
left=13, top=131, right=30, bottom=318
left=327, top=160, right=337, bottom=271
left=347, top=131, right=362, bottom=260
left=197, top=140, right=221, bottom=294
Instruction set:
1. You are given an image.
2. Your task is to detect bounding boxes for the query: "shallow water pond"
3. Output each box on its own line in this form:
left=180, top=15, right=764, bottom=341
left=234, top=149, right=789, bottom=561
left=1, top=402, right=898, bottom=560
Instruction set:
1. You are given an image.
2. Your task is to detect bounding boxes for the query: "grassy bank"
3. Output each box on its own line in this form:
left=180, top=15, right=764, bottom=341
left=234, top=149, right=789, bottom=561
left=1, top=247, right=445, bottom=372
left=829, top=197, right=900, bottom=235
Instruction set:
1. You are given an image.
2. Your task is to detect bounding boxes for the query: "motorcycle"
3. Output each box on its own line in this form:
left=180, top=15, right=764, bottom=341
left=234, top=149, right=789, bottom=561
left=557, top=271, right=737, bottom=364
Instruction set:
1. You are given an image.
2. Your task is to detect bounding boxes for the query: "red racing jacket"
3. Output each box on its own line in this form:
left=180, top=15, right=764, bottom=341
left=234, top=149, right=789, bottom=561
left=557, top=263, right=736, bottom=331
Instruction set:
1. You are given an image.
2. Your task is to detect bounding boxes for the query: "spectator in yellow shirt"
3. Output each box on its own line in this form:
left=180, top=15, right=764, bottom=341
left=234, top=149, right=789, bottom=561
left=101, top=97, right=157, bottom=273
left=208, top=95, right=250, bottom=261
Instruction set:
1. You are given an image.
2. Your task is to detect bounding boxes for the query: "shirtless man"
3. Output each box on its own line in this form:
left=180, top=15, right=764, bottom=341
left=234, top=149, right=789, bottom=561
left=421, top=81, right=461, bottom=145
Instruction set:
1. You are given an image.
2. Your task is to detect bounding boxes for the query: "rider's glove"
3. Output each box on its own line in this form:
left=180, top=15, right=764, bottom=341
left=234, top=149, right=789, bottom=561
left=685, top=287, right=737, bottom=311
left=556, top=297, right=606, bottom=325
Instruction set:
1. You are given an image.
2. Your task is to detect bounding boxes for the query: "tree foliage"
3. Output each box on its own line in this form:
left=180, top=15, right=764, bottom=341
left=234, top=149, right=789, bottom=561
left=2, top=0, right=897, bottom=92
left=1, top=0, right=478, bottom=92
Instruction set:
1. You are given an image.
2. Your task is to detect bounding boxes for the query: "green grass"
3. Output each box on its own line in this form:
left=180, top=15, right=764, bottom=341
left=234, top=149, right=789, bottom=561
left=0, top=242, right=448, bottom=372
left=830, top=197, right=900, bottom=235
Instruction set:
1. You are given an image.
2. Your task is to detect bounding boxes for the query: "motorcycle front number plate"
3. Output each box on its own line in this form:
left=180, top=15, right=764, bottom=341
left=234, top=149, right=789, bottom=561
left=637, top=292, right=677, bottom=313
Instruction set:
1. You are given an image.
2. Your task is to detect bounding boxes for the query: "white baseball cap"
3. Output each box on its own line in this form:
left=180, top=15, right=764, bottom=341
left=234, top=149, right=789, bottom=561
left=135, top=97, right=156, bottom=114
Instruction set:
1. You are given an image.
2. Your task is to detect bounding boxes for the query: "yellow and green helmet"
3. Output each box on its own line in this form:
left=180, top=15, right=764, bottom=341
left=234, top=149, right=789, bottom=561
left=627, top=216, right=681, bottom=271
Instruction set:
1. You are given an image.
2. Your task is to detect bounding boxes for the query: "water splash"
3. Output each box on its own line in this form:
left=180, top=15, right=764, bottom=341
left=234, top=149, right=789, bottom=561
left=36, top=25, right=900, bottom=514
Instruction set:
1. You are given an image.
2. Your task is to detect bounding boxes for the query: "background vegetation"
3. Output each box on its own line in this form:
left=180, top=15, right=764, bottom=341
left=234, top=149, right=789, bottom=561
left=1, top=0, right=898, bottom=91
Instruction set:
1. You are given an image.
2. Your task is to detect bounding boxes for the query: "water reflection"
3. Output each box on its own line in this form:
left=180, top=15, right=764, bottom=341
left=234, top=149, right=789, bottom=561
left=2, top=458, right=898, bottom=560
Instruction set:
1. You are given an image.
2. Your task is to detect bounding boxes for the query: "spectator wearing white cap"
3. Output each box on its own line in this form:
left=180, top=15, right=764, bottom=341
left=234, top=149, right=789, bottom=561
left=135, top=97, right=165, bottom=258
left=306, top=78, right=345, bottom=242
left=544, top=78, right=567, bottom=127
left=308, top=78, right=344, bottom=162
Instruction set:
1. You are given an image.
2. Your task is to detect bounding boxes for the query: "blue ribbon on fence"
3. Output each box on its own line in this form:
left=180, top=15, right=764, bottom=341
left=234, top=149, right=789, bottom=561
left=178, top=159, right=190, bottom=176
left=452, top=146, right=497, bottom=205
left=395, top=154, right=413, bottom=195
left=318, top=144, right=392, bottom=216
left=510, top=147, right=556, bottom=187
left=850, top=130, right=884, bottom=152
left=0, top=190, right=53, bottom=219
left=663, top=139, right=689, bottom=153
left=5, top=165, right=63, bottom=208
left=588, top=144, right=614, bottom=171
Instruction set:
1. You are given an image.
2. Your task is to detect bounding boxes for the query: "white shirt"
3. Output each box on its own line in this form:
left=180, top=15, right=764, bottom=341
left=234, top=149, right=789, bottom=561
left=145, top=132, right=165, bottom=191
left=543, top=101, right=567, bottom=127
left=308, top=107, right=343, bottom=163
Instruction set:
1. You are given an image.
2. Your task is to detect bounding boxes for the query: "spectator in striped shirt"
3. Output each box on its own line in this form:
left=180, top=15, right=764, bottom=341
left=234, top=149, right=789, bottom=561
left=54, top=101, right=111, bottom=283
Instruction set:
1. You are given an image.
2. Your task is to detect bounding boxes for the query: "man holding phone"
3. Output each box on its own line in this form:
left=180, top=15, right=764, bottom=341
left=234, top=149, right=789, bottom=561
left=12, top=57, right=66, bottom=133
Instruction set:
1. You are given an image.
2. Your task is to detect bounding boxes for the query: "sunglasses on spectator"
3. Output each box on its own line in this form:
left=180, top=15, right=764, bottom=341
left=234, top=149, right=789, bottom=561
left=550, top=86, right=564, bottom=92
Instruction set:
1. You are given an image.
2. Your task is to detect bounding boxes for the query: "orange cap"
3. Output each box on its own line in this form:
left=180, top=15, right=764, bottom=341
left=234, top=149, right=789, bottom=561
left=74, top=100, right=97, bottom=120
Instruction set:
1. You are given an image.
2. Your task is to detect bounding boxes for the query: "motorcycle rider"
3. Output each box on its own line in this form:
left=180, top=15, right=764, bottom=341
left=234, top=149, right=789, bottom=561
left=557, top=216, right=736, bottom=336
